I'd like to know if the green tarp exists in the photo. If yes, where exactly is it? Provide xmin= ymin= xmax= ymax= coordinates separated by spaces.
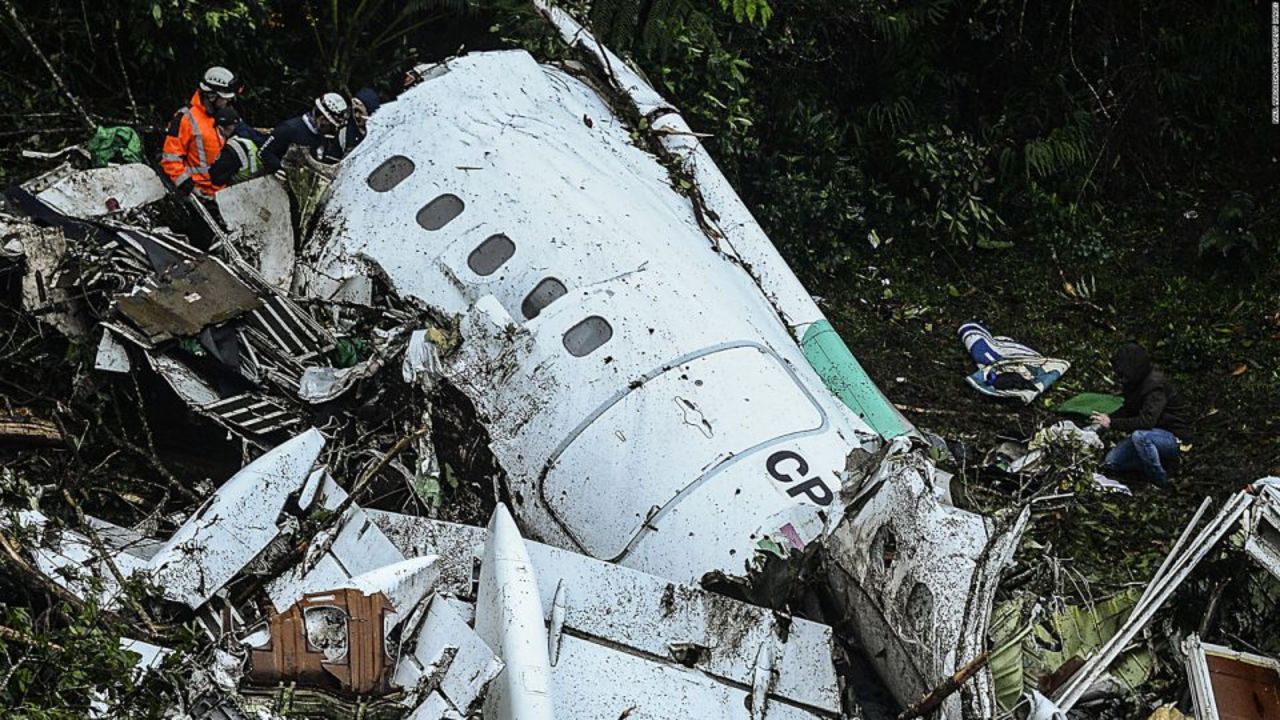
xmin=1055 ymin=392 xmax=1124 ymax=418
xmin=85 ymin=126 xmax=143 ymax=167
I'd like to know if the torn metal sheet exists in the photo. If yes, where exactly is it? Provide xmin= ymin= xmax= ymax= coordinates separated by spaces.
xmin=1246 ymin=480 xmax=1280 ymax=581
xmin=371 ymin=507 xmax=844 ymax=718
xmin=824 ymin=443 xmax=1029 ymax=719
xmin=14 ymin=221 xmax=90 ymax=338
xmin=392 ymin=594 xmax=503 ymax=717
xmin=265 ymin=474 xmax=410 ymax=612
xmin=9 ymin=509 xmax=152 ymax=608
xmin=34 ymin=163 xmax=166 ymax=218
xmin=215 ymin=176 xmax=297 ymax=291
xmin=115 ymin=256 xmax=262 ymax=341
xmin=1184 ymin=634 xmax=1280 ymax=720
xmin=148 ymin=428 xmax=325 ymax=608
xmin=94 ymin=329 xmax=132 ymax=373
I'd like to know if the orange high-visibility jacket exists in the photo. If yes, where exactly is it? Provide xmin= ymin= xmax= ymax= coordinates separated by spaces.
xmin=160 ymin=92 xmax=225 ymax=196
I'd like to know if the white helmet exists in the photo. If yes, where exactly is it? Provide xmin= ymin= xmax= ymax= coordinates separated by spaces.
xmin=314 ymin=93 xmax=349 ymax=127
xmin=199 ymin=66 xmax=237 ymax=98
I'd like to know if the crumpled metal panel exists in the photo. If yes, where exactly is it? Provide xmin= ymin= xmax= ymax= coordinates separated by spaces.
xmin=116 ymin=256 xmax=262 ymax=341
xmin=1245 ymin=482 xmax=1280 ymax=581
xmin=34 ymin=164 xmax=166 ymax=219
xmin=393 ymin=595 xmax=502 ymax=717
xmin=216 ymin=177 xmax=297 ymax=292
xmin=266 ymin=473 xmax=410 ymax=612
xmin=148 ymin=428 xmax=325 ymax=608
xmin=825 ymin=445 xmax=1029 ymax=719
xmin=367 ymin=508 xmax=842 ymax=717
xmin=11 ymin=509 xmax=153 ymax=609
xmin=12 ymin=221 xmax=90 ymax=338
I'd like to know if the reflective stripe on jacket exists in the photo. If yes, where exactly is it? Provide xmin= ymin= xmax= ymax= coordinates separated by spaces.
xmin=208 ymin=136 xmax=261 ymax=186
xmin=160 ymin=92 xmax=224 ymax=196
xmin=227 ymin=137 xmax=260 ymax=180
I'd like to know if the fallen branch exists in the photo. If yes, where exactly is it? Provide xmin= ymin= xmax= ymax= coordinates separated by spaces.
xmin=61 ymin=488 xmax=161 ymax=636
xmin=111 ymin=20 xmax=140 ymax=127
xmin=0 ymin=413 xmax=65 ymax=446
xmin=233 ymin=424 xmax=432 ymax=605
xmin=0 ymin=624 xmax=64 ymax=652
xmin=896 ymin=648 xmax=993 ymax=720
xmin=0 ymin=530 xmax=166 ymax=645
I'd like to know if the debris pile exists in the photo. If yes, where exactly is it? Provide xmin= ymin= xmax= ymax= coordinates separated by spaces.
xmin=1 ymin=4 xmax=1276 ymax=719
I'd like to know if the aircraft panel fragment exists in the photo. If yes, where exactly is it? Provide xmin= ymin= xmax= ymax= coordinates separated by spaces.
xmin=148 ymin=428 xmax=325 ymax=608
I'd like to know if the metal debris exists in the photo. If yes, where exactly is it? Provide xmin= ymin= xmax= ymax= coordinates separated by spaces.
xmin=115 ymin=255 xmax=261 ymax=341
xmin=1184 ymin=633 xmax=1280 ymax=720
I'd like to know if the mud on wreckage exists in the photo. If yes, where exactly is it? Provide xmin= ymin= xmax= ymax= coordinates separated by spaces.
xmin=2 ymin=3 xmax=1278 ymax=719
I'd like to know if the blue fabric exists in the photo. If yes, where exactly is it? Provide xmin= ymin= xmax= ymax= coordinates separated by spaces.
xmin=353 ymin=88 xmax=381 ymax=115
xmin=234 ymin=121 xmax=268 ymax=145
xmin=959 ymin=322 xmax=1070 ymax=403
xmin=959 ymin=321 xmax=1038 ymax=366
xmin=1104 ymin=428 xmax=1179 ymax=485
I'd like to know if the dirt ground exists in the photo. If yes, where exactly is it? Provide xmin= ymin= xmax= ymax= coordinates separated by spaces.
xmin=818 ymin=236 xmax=1280 ymax=667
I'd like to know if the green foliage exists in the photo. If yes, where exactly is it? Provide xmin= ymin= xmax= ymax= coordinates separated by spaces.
xmin=896 ymin=125 xmax=1004 ymax=248
xmin=718 ymin=0 xmax=772 ymax=26
xmin=1198 ymin=192 xmax=1259 ymax=261
xmin=0 ymin=600 xmax=151 ymax=718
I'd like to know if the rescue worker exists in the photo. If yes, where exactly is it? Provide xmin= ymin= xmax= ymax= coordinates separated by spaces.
xmin=208 ymin=107 xmax=263 ymax=186
xmin=259 ymin=93 xmax=349 ymax=173
xmin=162 ymin=66 xmax=237 ymax=197
xmin=1092 ymin=342 xmax=1194 ymax=487
xmin=331 ymin=88 xmax=381 ymax=159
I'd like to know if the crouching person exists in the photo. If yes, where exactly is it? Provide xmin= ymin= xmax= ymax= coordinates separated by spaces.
xmin=1091 ymin=342 xmax=1193 ymax=487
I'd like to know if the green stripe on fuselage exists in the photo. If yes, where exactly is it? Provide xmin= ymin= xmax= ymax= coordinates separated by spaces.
xmin=801 ymin=320 xmax=912 ymax=439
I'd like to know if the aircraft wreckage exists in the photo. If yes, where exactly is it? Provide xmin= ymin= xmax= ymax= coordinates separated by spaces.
xmin=2 ymin=3 xmax=1277 ymax=719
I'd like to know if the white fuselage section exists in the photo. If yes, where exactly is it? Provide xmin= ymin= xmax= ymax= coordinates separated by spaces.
xmin=305 ymin=50 xmax=880 ymax=582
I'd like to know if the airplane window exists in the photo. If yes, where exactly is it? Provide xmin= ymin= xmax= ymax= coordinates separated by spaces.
xmin=521 ymin=277 xmax=567 ymax=319
xmin=467 ymin=234 xmax=515 ymax=276
xmin=563 ymin=316 xmax=612 ymax=357
xmin=416 ymin=194 xmax=464 ymax=230
xmin=366 ymin=155 xmax=414 ymax=192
